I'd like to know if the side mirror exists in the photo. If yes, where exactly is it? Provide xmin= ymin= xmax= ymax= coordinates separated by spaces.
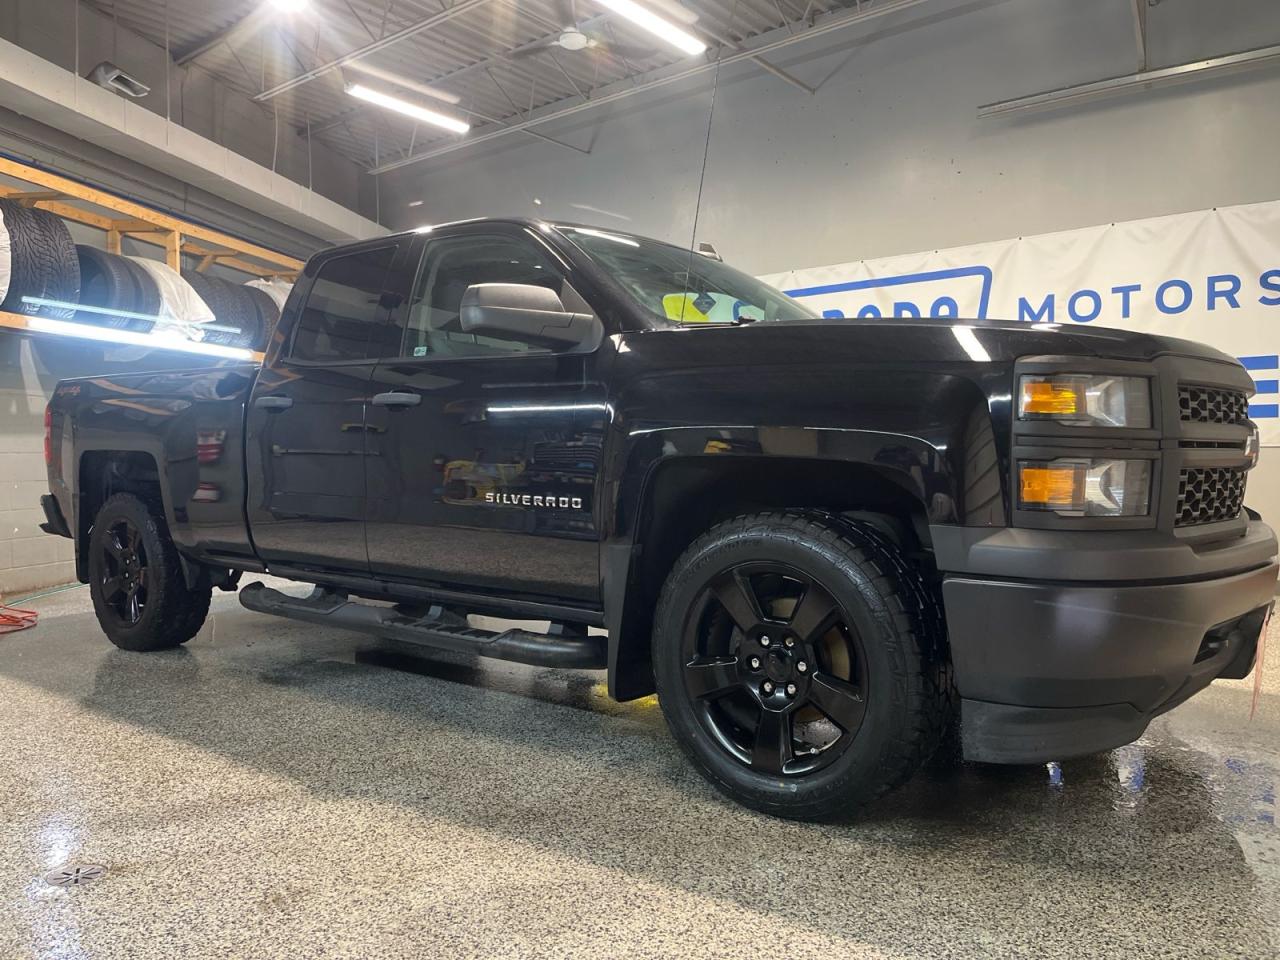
xmin=460 ymin=283 xmax=598 ymax=349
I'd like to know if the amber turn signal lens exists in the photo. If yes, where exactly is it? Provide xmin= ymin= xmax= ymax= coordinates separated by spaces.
xmin=1019 ymin=464 xmax=1081 ymax=508
xmin=1020 ymin=379 xmax=1082 ymax=416
xmin=1018 ymin=459 xmax=1151 ymax=516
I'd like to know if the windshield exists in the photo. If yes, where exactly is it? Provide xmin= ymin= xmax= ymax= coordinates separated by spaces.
xmin=559 ymin=226 xmax=814 ymax=324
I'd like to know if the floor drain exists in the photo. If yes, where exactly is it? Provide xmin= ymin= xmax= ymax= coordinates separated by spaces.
xmin=43 ymin=864 xmax=107 ymax=888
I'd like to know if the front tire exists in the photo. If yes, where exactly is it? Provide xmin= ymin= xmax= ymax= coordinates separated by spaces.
xmin=88 ymin=493 xmax=211 ymax=651
xmin=652 ymin=512 xmax=950 ymax=820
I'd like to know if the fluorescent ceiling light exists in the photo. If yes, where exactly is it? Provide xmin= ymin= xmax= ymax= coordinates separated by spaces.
xmin=589 ymin=0 xmax=706 ymax=55
xmin=345 ymin=61 xmax=461 ymax=105
xmin=347 ymin=83 xmax=470 ymax=134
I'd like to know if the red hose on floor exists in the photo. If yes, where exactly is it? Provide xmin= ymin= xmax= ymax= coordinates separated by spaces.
xmin=0 ymin=603 xmax=38 ymax=634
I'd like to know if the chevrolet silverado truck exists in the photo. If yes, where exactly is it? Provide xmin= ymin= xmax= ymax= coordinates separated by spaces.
xmin=40 ymin=219 xmax=1277 ymax=820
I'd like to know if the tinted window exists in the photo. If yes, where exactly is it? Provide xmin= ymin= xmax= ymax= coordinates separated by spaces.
xmin=402 ymin=234 xmax=578 ymax=358
xmin=290 ymin=246 xmax=395 ymax=362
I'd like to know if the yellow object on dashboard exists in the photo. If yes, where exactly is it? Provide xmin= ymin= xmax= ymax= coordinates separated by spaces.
xmin=663 ymin=293 xmax=712 ymax=323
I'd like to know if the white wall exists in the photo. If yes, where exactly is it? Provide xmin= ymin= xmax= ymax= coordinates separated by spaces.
xmin=379 ymin=0 xmax=1280 ymax=274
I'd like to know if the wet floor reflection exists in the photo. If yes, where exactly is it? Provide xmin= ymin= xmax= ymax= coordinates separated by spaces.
xmin=2 ymin=601 xmax=1277 ymax=958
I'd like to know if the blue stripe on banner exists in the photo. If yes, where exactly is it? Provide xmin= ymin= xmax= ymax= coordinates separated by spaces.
xmin=1248 ymin=404 xmax=1279 ymax=419
xmin=1239 ymin=355 xmax=1279 ymax=371
xmin=1254 ymin=379 xmax=1279 ymax=394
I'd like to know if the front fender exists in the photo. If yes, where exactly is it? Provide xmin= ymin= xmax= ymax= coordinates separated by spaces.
xmin=596 ymin=366 xmax=1004 ymax=700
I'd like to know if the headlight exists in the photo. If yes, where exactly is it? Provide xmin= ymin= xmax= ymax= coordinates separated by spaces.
xmin=1018 ymin=458 xmax=1151 ymax=517
xmin=1018 ymin=374 xmax=1151 ymax=428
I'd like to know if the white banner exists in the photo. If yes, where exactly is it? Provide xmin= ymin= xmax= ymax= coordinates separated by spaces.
xmin=760 ymin=200 xmax=1280 ymax=444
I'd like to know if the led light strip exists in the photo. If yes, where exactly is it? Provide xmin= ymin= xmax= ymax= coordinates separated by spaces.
xmin=21 ymin=313 xmax=254 ymax=360
xmin=21 ymin=297 xmax=241 ymax=335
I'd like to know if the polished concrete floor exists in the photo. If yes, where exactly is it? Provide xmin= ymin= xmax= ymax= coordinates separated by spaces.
xmin=1 ymin=579 xmax=1278 ymax=959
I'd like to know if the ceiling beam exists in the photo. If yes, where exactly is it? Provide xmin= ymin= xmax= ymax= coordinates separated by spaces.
xmin=369 ymin=0 xmax=935 ymax=173
xmin=978 ymin=42 xmax=1280 ymax=118
xmin=174 ymin=6 xmax=273 ymax=67
xmin=254 ymin=0 xmax=494 ymax=101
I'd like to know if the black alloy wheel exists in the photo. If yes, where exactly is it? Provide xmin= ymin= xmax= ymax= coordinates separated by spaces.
xmin=98 ymin=516 xmax=150 ymax=626
xmin=87 ymin=492 xmax=212 ymax=651
xmin=652 ymin=512 xmax=951 ymax=820
xmin=683 ymin=562 xmax=869 ymax=777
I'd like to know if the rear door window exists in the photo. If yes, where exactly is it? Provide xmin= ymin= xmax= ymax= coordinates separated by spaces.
xmin=289 ymin=245 xmax=396 ymax=362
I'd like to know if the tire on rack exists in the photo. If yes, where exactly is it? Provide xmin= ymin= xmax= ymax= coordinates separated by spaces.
xmin=182 ymin=269 xmax=258 ymax=347
xmin=209 ymin=276 xmax=262 ymax=349
xmin=651 ymin=511 xmax=952 ymax=821
xmin=87 ymin=492 xmax=212 ymax=651
xmin=120 ymin=255 xmax=162 ymax=323
xmin=0 ymin=199 xmax=79 ymax=318
xmin=75 ymin=246 xmax=152 ymax=330
xmin=243 ymin=285 xmax=280 ymax=350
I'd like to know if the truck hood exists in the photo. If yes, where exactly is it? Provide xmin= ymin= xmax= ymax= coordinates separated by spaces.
xmin=640 ymin=317 xmax=1242 ymax=368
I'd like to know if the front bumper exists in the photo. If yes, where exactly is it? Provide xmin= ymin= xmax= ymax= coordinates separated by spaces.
xmin=941 ymin=520 xmax=1277 ymax=764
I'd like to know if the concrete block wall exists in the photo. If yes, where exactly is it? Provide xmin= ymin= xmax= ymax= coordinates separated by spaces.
xmin=0 ymin=336 xmax=75 ymax=598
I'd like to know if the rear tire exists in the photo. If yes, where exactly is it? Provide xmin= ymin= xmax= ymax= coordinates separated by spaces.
xmin=88 ymin=493 xmax=211 ymax=652
xmin=652 ymin=511 xmax=951 ymax=820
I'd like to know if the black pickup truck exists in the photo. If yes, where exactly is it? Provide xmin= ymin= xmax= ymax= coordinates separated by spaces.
xmin=41 ymin=219 xmax=1277 ymax=819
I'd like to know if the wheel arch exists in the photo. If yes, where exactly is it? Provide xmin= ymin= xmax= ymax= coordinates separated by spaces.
xmin=76 ymin=446 xmax=192 ymax=585
xmin=603 ymin=435 xmax=949 ymax=701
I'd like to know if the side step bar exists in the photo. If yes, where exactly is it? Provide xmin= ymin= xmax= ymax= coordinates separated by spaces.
xmin=239 ymin=581 xmax=607 ymax=670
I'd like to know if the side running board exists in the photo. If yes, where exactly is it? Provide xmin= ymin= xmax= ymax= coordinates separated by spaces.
xmin=239 ymin=581 xmax=607 ymax=670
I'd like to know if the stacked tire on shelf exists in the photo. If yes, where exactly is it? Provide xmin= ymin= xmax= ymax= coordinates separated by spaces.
xmin=0 ymin=198 xmax=80 ymax=318
xmin=1 ymin=194 xmax=279 ymax=351
xmin=75 ymin=245 xmax=162 ymax=331
xmin=182 ymin=269 xmax=279 ymax=349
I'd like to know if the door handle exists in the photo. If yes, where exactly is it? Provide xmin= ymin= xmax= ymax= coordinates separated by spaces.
xmin=371 ymin=391 xmax=422 ymax=408
xmin=254 ymin=395 xmax=294 ymax=411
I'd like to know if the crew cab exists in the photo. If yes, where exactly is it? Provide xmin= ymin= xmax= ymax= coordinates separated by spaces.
xmin=40 ymin=219 xmax=1277 ymax=820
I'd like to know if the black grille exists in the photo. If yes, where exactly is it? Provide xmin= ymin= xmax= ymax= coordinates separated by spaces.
xmin=1176 ymin=467 xmax=1247 ymax=526
xmin=1179 ymin=385 xmax=1249 ymax=425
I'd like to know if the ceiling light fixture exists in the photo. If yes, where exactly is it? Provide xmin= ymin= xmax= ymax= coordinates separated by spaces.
xmin=589 ymin=0 xmax=706 ymax=55
xmin=345 ymin=61 xmax=461 ymax=105
xmin=347 ymin=83 xmax=470 ymax=134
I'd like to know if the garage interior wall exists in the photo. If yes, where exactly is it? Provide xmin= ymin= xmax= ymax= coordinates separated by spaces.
xmin=0 ymin=0 xmax=373 ymax=256
xmin=378 ymin=0 xmax=1280 ymax=520
xmin=0 ymin=1 xmax=373 ymax=597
